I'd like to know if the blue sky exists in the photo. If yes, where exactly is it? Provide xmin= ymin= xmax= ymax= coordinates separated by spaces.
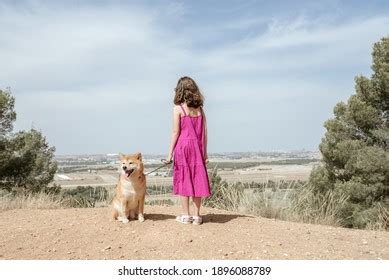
xmin=1 ymin=0 xmax=389 ymax=155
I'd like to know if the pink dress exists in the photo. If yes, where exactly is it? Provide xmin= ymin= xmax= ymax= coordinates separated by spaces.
xmin=173 ymin=105 xmax=211 ymax=197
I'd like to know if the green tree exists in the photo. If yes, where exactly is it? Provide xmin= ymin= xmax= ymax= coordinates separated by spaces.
xmin=0 ymin=89 xmax=16 ymax=186
xmin=0 ymin=89 xmax=57 ymax=193
xmin=0 ymin=88 xmax=16 ymax=136
xmin=310 ymin=37 xmax=389 ymax=229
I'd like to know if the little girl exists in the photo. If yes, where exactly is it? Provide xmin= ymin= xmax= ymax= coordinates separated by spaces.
xmin=166 ymin=76 xmax=211 ymax=225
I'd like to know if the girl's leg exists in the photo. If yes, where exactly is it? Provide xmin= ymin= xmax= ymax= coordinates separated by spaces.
xmin=192 ymin=197 xmax=202 ymax=216
xmin=176 ymin=196 xmax=192 ymax=224
xmin=181 ymin=196 xmax=190 ymax=216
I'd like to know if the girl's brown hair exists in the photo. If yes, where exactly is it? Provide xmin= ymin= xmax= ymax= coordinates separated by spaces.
xmin=174 ymin=76 xmax=204 ymax=108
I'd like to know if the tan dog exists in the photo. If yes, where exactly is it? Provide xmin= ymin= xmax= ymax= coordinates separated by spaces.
xmin=112 ymin=153 xmax=146 ymax=223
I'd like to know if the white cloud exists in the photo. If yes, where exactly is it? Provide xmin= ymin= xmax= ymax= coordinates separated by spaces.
xmin=0 ymin=2 xmax=190 ymax=92
xmin=198 ymin=16 xmax=389 ymax=76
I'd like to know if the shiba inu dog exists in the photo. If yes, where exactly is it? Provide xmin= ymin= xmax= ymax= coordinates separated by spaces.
xmin=112 ymin=153 xmax=146 ymax=223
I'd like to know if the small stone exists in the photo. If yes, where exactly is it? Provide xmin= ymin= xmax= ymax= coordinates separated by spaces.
xmin=104 ymin=246 xmax=111 ymax=250
xmin=283 ymin=253 xmax=289 ymax=257
xmin=362 ymin=240 xmax=368 ymax=245
xmin=188 ymin=239 xmax=193 ymax=243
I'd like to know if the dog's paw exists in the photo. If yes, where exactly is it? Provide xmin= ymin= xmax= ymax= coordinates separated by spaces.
xmin=122 ymin=218 xmax=129 ymax=224
xmin=138 ymin=214 xmax=145 ymax=223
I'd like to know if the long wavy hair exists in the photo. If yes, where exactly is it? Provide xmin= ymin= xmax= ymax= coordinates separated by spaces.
xmin=173 ymin=76 xmax=204 ymax=108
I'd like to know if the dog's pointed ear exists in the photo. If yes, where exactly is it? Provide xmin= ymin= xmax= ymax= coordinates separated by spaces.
xmin=119 ymin=153 xmax=125 ymax=160
xmin=135 ymin=152 xmax=142 ymax=161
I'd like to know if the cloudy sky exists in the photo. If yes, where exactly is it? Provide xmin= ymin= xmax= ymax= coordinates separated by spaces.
xmin=1 ymin=0 xmax=388 ymax=155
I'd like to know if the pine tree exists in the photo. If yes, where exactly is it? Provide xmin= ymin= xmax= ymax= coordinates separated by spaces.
xmin=310 ymin=37 xmax=389 ymax=229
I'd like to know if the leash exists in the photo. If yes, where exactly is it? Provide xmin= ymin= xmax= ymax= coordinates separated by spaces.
xmin=144 ymin=159 xmax=173 ymax=176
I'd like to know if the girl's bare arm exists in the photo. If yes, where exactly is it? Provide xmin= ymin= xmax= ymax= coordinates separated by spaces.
xmin=167 ymin=106 xmax=181 ymax=162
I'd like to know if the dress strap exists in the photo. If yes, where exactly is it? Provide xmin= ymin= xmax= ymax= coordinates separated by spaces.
xmin=179 ymin=104 xmax=187 ymax=116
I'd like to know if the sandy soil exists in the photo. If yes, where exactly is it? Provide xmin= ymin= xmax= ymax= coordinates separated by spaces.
xmin=0 ymin=206 xmax=388 ymax=260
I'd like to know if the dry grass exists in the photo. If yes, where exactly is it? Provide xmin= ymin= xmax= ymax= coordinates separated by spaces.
xmin=204 ymin=174 xmax=351 ymax=228
xmin=238 ymin=182 xmax=291 ymax=219
xmin=365 ymin=203 xmax=389 ymax=231
xmin=287 ymin=185 xmax=349 ymax=226
xmin=0 ymin=191 xmax=64 ymax=211
xmin=0 ymin=185 xmax=176 ymax=211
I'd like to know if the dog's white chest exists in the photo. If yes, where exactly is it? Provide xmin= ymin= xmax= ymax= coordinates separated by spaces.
xmin=122 ymin=180 xmax=136 ymax=197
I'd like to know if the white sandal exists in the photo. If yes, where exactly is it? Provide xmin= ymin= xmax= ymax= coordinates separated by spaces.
xmin=192 ymin=216 xmax=203 ymax=225
xmin=176 ymin=215 xmax=192 ymax=224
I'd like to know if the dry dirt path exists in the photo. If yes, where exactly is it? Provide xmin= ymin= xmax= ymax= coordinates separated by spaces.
xmin=0 ymin=206 xmax=388 ymax=260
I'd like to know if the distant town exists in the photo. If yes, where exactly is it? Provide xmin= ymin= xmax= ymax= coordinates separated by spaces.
xmin=56 ymin=150 xmax=321 ymax=166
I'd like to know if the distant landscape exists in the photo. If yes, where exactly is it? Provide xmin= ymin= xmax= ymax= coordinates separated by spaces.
xmin=54 ymin=150 xmax=320 ymax=188
xmin=50 ymin=151 xmax=321 ymax=214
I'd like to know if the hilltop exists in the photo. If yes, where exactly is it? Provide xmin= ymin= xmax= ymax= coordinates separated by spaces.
xmin=0 ymin=206 xmax=388 ymax=260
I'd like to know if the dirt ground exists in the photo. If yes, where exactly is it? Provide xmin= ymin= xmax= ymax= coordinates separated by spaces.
xmin=0 ymin=206 xmax=388 ymax=260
